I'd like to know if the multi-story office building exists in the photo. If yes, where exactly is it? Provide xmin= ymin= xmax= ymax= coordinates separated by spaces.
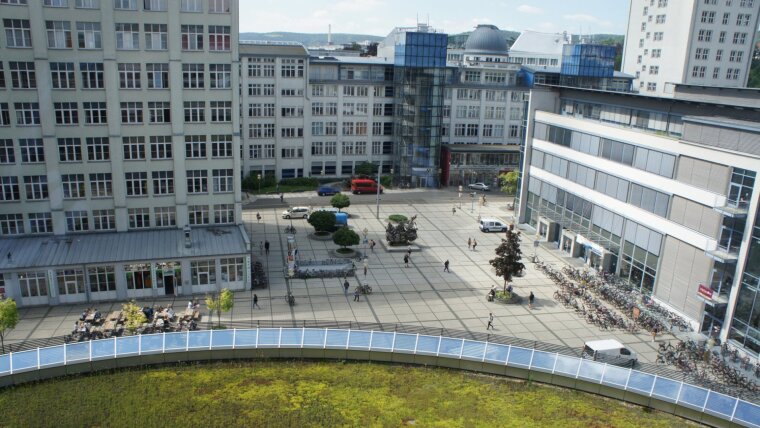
xmin=622 ymin=0 xmax=760 ymax=96
xmin=516 ymin=84 xmax=760 ymax=353
xmin=0 ymin=0 xmax=248 ymax=307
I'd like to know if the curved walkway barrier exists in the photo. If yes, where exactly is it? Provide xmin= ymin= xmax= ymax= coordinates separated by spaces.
xmin=0 ymin=328 xmax=757 ymax=428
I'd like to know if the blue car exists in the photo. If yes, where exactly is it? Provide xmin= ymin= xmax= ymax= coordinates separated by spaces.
xmin=317 ymin=185 xmax=341 ymax=196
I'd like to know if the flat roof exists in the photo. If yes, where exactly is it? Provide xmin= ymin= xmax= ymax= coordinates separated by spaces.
xmin=521 ymin=65 xmax=633 ymax=79
xmin=309 ymin=55 xmax=393 ymax=65
xmin=683 ymin=116 xmax=760 ymax=133
xmin=444 ymin=144 xmax=521 ymax=153
xmin=0 ymin=226 xmax=249 ymax=270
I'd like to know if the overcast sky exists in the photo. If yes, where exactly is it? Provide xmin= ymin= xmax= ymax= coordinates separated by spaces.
xmin=239 ymin=0 xmax=631 ymax=36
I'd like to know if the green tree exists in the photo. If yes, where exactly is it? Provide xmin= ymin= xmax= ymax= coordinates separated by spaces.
xmin=500 ymin=171 xmax=519 ymax=195
xmin=747 ymin=59 xmax=760 ymax=88
xmin=0 ymin=298 xmax=18 ymax=353
xmin=331 ymin=193 xmax=351 ymax=212
xmin=206 ymin=289 xmax=234 ymax=328
xmin=121 ymin=300 xmax=147 ymax=335
xmin=333 ymin=227 xmax=360 ymax=249
xmin=354 ymin=161 xmax=376 ymax=176
xmin=308 ymin=210 xmax=337 ymax=232
xmin=489 ymin=229 xmax=525 ymax=292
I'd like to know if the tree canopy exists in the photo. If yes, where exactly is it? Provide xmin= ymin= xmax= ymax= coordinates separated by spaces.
xmin=308 ymin=210 xmax=337 ymax=232
xmin=333 ymin=227 xmax=360 ymax=249
xmin=0 ymin=298 xmax=18 ymax=353
xmin=499 ymin=171 xmax=519 ymax=195
xmin=331 ymin=193 xmax=351 ymax=212
xmin=121 ymin=300 xmax=147 ymax=334
xmin=354 ymin=161 xmax=377 ymax=176
xmin=489 ymin=229 xmax=525 ymax=291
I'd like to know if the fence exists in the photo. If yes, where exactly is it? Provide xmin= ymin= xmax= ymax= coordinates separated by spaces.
xmin=0 ymin=327 xmax=757 ymax=427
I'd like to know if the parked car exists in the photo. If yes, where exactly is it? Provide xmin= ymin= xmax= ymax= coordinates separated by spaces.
xmin=317 ymin=185 xmax=341 ymax=196
xmin=468 ymin=182 xmax=490 ymax=191
xmin=582 ymin=339 xmax=638 ymax=368
xmin=282 ymin=206 xmax=310 ymax=219
xmin=479 ymin=218 xmax=507 ymax=233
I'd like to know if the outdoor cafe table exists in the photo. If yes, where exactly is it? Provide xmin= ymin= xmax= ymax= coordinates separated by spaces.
xmin=107 ymin=311 xmax=122 ymax=321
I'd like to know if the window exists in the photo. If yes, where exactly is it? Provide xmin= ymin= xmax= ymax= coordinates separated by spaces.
xmin=209 ymin=0 xmax=229 ymax=12
xmin=114 ymin=0 xmax=136 ymax=9
xmin=128 ymin=208 xmax=150 ymax=229
xmin=20 ymin=139 xmax=44 ymax=163
xmin=726 ymin=68 xmax=740 ymax=79
xmin=122 ymin=136 xmax=145 ymax=160
xmin=189 ymin=205 xmax=210 ymax=225
xmin=701 ymin=11 xmax=716 ymax=23
xmin=76 ymin=22 xmax=102 ymax=49
xmin=0 ymin=0 xmax=28 ymax=4
xmin=0 ymin=140 xmax=14 ymax=164
xmin=0 ymin=177 xmax=19 ymax=201
xmin=80 ymin=62 xmax=104 ymax=89
xmin=653 ymin=32 xmax=663 ymax=41
xmin=209 ymin=64 xmax=231 ymax=88
xmin=0 ymin=65 xmax=4 ymax=89
xmin=4 ymin=19 xmax=32 ymax=48
xmin=149 ymin=135 xmax=172 ymax=159
xmin=186 ymin=170 xmax=207 ymax=193
xmin=29 ymin=213 xmax=53 ymax=234
xmin=691 ymin=66 xmax=707 ymax=78
xmin=120 ymin=102 xmax=143 ymax=124
xmin=641 ymin=22 xmax=647 ymax=31
xmin=719 ymin=31 xmax=726 ymax=43
xmin=15 ymin=102 xmax=40 ymax=125
xmin=647 ymin=82 xmax=657 ymax=91
xmin=281 ymin=147 xmax=303 ymax=158
xmin=210 ymin=101 xmax=232 ymax=122
xmin=212 ymin=169 xmax=233 ymax=192
xmin=83 ymin=138 xmax=108 ymax=162
xmin=88 ymin=267 xmax=115 ymax=293
xmin=658 ymin=0 xmax=667 ymax=5
xmin=55 ymin=102 xmax=79 ymax=125
xmin=211 ymin=135 xmax=232 ymax=157
xmin=154 ymin=207 xmax=175 ymax=227
xmin=695 ymin=48 xmax=709 ymax=60
xmin=716 ymin=49 xmax=723 ymax=61
xmin=144 ymin=23 xmax=167 ymax=50
xmin=115 ymin=23 xmax=139 ymax=50
xmin=182 ymin=63 xmax=204 ymax=88
xmin=50 ymin=62 xmax=75 ymax=89
xmin=0 ymin=214 xmax=23 ymax=235
xmin=713 ymin=67 xmax=721 ymax=78
xmin=214 ymin=205 xmax=234 ymax=224
xmin=181 ymin=25 xmax=203 ymax=50
xmin=185 ymin=135 xmax=206 ymax=158
xmin=736 ymin=13 xmax=752 ymax=26
xmin=143 ymin=0 xmax=167 ymax=11
xmin=323 ymin=142 xmax=335 ymax=156
xmin=65 ymin=211 xmax=88 ymax=231
xmin=180 ymin=0 xmax=201 ymax=12
xmin=723 ymin=12 xmax=731 ymax=25
xmin=698 ymin=29 xmax=712 ymax=42
xmin=89 ymin=173 xmax=112 ymax=197
xmin=208 ymin=25 xmax=230 ymax=51
xmin=148 ymin=101 xmax=170 ymax=123
xmin=9 ymin=62 xmax=35 ymax=89
xmin=151 ymin=171 xmax=173 ymax=195
xmin=656 ymin=14 xmax=666 ymax=23
xmin=732 ymin=32 xmax=747 ymax=44
xmin=44 ymin=0 xmax=69 ymax=6
xmin=280 ymin=58 xmax=304 ymax=78
xmin=146 ymin=63 xmax=169 ymax=89
xmin=46 ymin=21 xmax=72 ymax=48
xmin=184 ymin=101 xmax=205 ymax=123
xmin=125 ymin=172 xmax=147 ymax=196
xmin=58 ymin=138 xmax=82 ymax=161
xmin=24 ymin=176 xmax=48 ymax=200
xmin=76 ymin=0 xmax=100 ymax=8
xmin=61 ymin=174 xmax=85 ymax=198
xmin=118 ymin=63 xmax=141 ymax=89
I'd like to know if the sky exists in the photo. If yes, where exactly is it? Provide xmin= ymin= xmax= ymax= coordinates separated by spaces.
xmin=239 ymin=0 xmax=631 ymax=36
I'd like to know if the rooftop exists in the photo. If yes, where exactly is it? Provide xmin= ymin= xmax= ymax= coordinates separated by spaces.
xmin=464 ymin=24 xmax=508 ymax=55
xmin=510 ymin=30 xmax=571 ymax=56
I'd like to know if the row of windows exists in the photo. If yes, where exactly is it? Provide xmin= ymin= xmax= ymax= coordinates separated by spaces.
xmin=248 ymin=58 xmax=304 ymax=78
xmin=245 ymin=141 xmax=395 ymax=160
xmin=696 ymin=29 xmax=749 ymax=44
xmin=309 ymin=84 xmax=394 ymax=98
xmin=2 ymin=18 xmax=231 ymax=51
xmin=691 ymin=66 xmax=742 ymax=80
xmin=0 ymin=135 xmax=234 ymax=165
xmin=0 ymin=62 xmax=231 ymax=91
xmin=700 ymin=11 xmax=753 ymax=26
xmin=0 ymin=0 xmax=230 ymax=13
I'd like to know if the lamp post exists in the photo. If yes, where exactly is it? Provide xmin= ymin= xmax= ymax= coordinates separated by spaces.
xmin=390 ymin=168 xmax=394 ymax=188
xmin=257 ymin=173 xmax=261 ymax=194
xmin=375 ymin=165 xmax=381 ymax=219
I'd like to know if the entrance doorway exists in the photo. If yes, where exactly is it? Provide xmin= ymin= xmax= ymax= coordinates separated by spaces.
xmin=163 ymin=275 xmax=174 ymax=295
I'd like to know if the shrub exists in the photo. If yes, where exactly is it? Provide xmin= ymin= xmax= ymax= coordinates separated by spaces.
xmin=388 ymin=214 xmax=408 ymax=223
xmin=333 ymin=227 xmax=360 ymax=249
xmin=331 ymin=193 xmax=350 ymax=211
xmin=308 ymin=211 xmax=336 ymax=232
xmin=241 ymin=172 xmax=276 ymax=191
xmin=280 ymin=177 xmax=319 ymax=187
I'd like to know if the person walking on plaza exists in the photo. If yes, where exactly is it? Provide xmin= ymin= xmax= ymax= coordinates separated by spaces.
xmin=256 ymin=212 xmax=261 ymax=223
xmin=403 ymin=255 xmax=409 ymax=268
xmin=279 ymin=193 xmax=284 ymax=203
xmin=363 ymin=257 xmax=368 ymax=275
xmin=452 ymin=206 xmax=456 ymax=215
xmin=467 ymin=237 xmax=472 ymax=250
xmin=259 ymin=241 xmax=264 ymax=255
xmin=487 ymin=313 xmax=494 ymax=330
xmin=444 ymin=260 xmax=450 ymax=273
xmin=344 ymin=279 xmax=350 ymax=295
xmin=354 ymin=288 xmax=361 ymax=302
xmin=528 ymin=291 xmax=535 ymax=309
xmin=370 ymin=239 xmax=376 ymax=252
xmin=407 ymin=245 xmax=412 ymax=258
xmin=253 ymin=294 xmax=260 ymax=309
xmin=652 ymin=326 xmax=659 ymax=342
xmin=264 ymin=240 xmax=270 ymax=255
xmin=472 ymin=239 xmax=477 ymax=251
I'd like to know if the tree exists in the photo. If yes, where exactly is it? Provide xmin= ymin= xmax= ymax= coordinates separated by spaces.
xmin=206 ymin=289 xmax=234 ymax=328
xmin=331 ymin=193 xmax=350 ymax=212
xmin=122 ymin=300 xmax=147 ymax=335
xmin=499 ymin=171 xmax=519 ymax=196
xmin=333 ymin=227 xmax=360 ymax=249
xmin=354 ymin=161 xmax=376 ymax=176
xmin=489 ymin=229 xmax=525 ymax=292
xmin=308 ymin=210 xmax=336 ymax=232
xmin=0 ymin=298 xmax=18 ymax=354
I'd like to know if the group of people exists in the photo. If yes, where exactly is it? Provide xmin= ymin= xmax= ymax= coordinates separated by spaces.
xmin=467 ymin=238 xmax=478 ymax=251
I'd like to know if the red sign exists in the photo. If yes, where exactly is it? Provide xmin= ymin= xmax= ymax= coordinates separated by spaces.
xmin=697 ymin=284 xmax=714 ymax=300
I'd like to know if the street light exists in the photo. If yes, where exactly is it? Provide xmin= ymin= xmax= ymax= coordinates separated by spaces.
xmin=257 ymin=173 xmax=261 ymax=194
xmin=390 ymin=168 xmax=394 ymax=188
xmin=375 ymin=165 xmax=381 ymax=219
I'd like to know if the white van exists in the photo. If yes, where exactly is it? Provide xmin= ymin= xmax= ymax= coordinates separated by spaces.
xmin=479 ymin=218 xmax=507 ymax=233
xmin=582 ymin=339 xmax=637 ymax=367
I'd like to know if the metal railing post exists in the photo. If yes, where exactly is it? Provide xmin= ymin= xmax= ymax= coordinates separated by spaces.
xmin=232 ymin=329 xmax=236 ymax=349
xmin=209 ymin=329 xmax=213 ymax=350
xmin=138 ymin=335 xmax=142 ymax=355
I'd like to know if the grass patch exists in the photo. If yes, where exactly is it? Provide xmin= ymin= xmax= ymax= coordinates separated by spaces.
xmin=388 ymin=214 xmax=408 ymax=222
xmin=0 ymin=361 xmax=695 ymax=427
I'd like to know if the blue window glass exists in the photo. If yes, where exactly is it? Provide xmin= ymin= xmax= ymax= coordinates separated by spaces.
xmin=116 ymin=335 xmax=139 ymax=354
xmin=347 ymin=331 xmax=371 ymax=349
xmin=530 ymin=351 xmax=556 ymax=372
xmin=141 ymin=334 xmax=163 ymax=353
xmin=187 ymin=330 xmax=211 ymax=349
xmin=461 ymin=340 xmax=486 ymax=360
xmin=91 ymin=338 xmax=115 ymax=359
xmin=279 ymin=328 xmax=303 ymax=346
xmin=234 ymin=329 xmax=258 ymax=347
xmin=301 ymin=328 xmax=325 ymax=348
xmin=393 ymin=333 xmax=417 ymax=352
xmin=65 ymin=342 xmax=90 ymax=362
xmin=325 ymin=329 xmax=349 ymax=348
xmin=415 ymin=335 xmax=440 ymax=355
xmin=210 ymin=330 xmax=234 ymax=348
xmin=370 ymin=332 xmax=394 ymax=350
xmin=507 ymin=346 xmax=532 ymax=367
xmin=164 ymin=332 xmax=188 ymax=350
xmin=38 ymin=345 xmax=65 ymax=367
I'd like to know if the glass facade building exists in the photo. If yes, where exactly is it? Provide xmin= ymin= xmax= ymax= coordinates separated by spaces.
xmin=729 ymin=206 xmax=760 ymax=354
xmin=560 ymin=44 xmax=616 ymax=77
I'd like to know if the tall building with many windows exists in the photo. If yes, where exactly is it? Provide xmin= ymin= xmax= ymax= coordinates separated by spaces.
xmin=622 ymin=0 xmax=760 ymax=96
xmin=0 ymin=0 xmax=248 ymax=306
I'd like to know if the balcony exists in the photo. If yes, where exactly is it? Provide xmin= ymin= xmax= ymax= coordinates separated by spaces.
xmin=704 ymin=245 xmax=740 ymax=263
xmin=713 ymin=200 xmax=749 ymax=218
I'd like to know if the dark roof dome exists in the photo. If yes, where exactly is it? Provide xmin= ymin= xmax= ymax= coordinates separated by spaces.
xmin=464 ymin=24 xmax=508 ymax=55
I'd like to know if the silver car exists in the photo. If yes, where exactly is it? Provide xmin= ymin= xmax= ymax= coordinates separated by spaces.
xmin=468 ymin=182 xmax=490 ymax=191
xmin=282 ymin=207 xmax=310 ymax=219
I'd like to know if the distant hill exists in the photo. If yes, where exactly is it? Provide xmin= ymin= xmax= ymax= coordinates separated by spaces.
xmin=240 ymin=32 xmax=383 ymax=46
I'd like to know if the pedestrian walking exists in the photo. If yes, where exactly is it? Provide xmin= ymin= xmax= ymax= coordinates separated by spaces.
xmin=443 ymin=260 xmax=450 ymax=272
xmin=652 ymin=326 xmax=658 ymax=342
xmin=343 ymin=278 xmax=350 ymax=294
xmin=487 ymin=313 xmax=494 ymax=330
xmin=259 ymin=241 xmax=264 ymax=255
xmin=472 ymin=239 xmax=477 ymax=251
xmin=406 ymin=245 xmax=412 ymax=259
xmin=363 ymin=257 xmax=368 ymax=275
xmin=256 ymin=212 xmax=261 ymax=223
xmin=354 ymin=288 xmax=361 ymax=301
xmin=467 ymin=237 xmax=472 ymax=250
xmin=253 ymin=294 xmax=260 ymax=309
xmin=452 ymin=206 xmax=456 ymax=215
xmin=264 ymin=240 xmax=270 ymax=255
xmin=370 ymin=239 xmax=376 ymax=251
xmin=279 ymin=193 xmax=284 ymax=202
xmin=403 ymin=255 xmax=409 ymax=267
xmin=528 ymin=292 xmax=535 ymax=309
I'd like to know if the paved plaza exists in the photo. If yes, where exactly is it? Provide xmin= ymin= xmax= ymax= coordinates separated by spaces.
xmin=4 ymin=189 xmax=666 ymax=364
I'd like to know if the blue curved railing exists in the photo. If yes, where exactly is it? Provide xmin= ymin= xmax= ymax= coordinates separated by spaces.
xmin=1 ymin=328 xmax=758 ymax=427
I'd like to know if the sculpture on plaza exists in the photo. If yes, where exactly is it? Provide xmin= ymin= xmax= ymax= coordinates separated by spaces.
xmin=386 ymin=215 xmax=418 ymax=245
